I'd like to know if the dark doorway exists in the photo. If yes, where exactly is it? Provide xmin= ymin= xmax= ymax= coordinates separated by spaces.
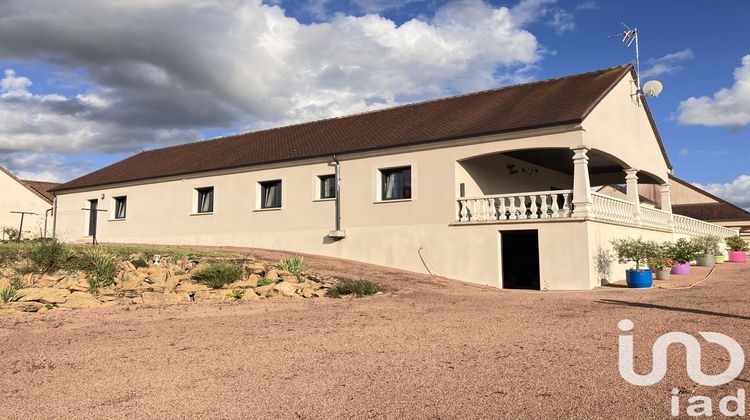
xmin=88 ymin=199 xmax=98 ymax=237
xmin=501 ymin=230 xmax=540 ymax=290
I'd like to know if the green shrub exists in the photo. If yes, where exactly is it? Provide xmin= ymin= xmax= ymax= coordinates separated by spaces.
xmin=192 ymin=263 xmax=244 ymax=289
xmin=27 ymin=240 xmax=77 ymax=272
xmin=174 ymin=269 xmax=187 ymax=276
xmin=0 ymin=286 xmax=21 ymax=303
xmin=668 ymin=238 xmax=702 ymax=264
xmin=726 ymin=236 xmax=749 ymax=252
xmin=14 ymin=261 xmax=37 ymax=275
xmin=227 ymin=289 xmax=244 ymax=300
xmin=257 ymin=277 xmax=276 ymax=287
xmin=9 ymin=275 xmax=24 ymax=290
xmin=275 ymin=256 xmax=307 ymax=279
xmin=80 ymin=247 xmax=118 ymax=293
xmin=326 ymin=279 xmax=379 ymax=298
xmin=2 ymin=227 xmax=20 ymax=242
xmin=611 ymin=238 xmax=659 ymax=271
xmin=693 ymin=235 xmax=721 ymax=255
xmin=131 ymin=258 xmax=149 ymax=269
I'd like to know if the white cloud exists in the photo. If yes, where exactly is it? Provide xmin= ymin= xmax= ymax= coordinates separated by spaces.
xmin=576 ymin=1 xmax=598 ymax=10
xmin=695 ymin=175 xmax=750 ymax=209
xmin=0 ymin=0 xmax=550 ymax=181
xmin=640 ymin=48 xmax=694 ymax=79
xmin=677 ymin=55 xmax=750 ymax=130
xmin=546 ymin=8 xmax=575 ymax=35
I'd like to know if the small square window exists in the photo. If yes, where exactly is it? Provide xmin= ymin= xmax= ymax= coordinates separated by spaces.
xmin=260 ymin=180 xmax=282 ymax=209
xmin=381 ymin=166 xmax=411 ymax=200
xmin=196 ymin=187 xmax=214 ymax=213
xmin=113 ymin=196 xmax=127 ymax=219
xmin=319 ymin=174 xmax=336 ymax=199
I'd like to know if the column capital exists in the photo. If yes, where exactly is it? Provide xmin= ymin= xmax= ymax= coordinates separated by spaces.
xmin=571 ymin=147 xmax=590 ymax=160
xmin=659 ymin=183 xmax=671 ymax=193
xmin=623 ymin=168 xmax=639 ymax=180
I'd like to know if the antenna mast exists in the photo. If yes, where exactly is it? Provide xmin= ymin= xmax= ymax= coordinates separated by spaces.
xmin=609 ymin=22 xmax=640 ymax=88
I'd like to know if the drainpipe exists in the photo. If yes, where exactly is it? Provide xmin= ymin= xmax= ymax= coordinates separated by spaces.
xmin=328 ymin=155 xmax=346 ymax=240
xmin=43 ymin=207 xmax=53 ymax=239
xmin=51 ymin=196 xmax=58 ymax=240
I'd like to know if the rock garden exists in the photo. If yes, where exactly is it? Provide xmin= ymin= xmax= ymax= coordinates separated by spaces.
xmin=0 ymin=241 xmax=379 ymax=313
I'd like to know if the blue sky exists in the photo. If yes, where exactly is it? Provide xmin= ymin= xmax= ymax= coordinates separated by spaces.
xmin=0 ymin=0 xmax=747 ymax=206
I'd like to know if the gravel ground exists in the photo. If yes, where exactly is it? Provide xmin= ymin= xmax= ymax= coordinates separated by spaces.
xmin=1 ymin=250 xmax=748 ymax=419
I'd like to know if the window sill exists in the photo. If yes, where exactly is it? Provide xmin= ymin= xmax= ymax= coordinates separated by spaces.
xmin=253 ymin=207 xmax=282 ymax=212
xmin=374 ymin=198 xmax=413 ymax=204
xmin=190 ymin=212 xmax=214 ymax=216
xmin=108 ymin=218 xmax=127 ymax=222
xmin=313 ymin=198 xmax=336 ymax=202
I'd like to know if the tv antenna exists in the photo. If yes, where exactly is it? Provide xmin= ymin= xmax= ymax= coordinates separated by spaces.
xmin=609 ymin=22 xmax=664 ymax=103
xmin=609 ymin=22 xmax=640 ymax=87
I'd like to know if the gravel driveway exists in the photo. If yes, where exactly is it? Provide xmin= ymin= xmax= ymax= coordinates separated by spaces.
xmin=1 ymin=249 xmax=748 ymax=419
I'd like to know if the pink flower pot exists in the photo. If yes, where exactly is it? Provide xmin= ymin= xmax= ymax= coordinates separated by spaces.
xmin=728 ymin=251 xmax=748 ymax=263
xmin=670 ymin=262 xmax=691 ymax=275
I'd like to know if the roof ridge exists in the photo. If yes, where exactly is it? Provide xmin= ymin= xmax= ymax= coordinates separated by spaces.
xmin=669 ymin=174 xmax=750 ymax=216
xmin=142 ymin=64 xmax=632 ymax=155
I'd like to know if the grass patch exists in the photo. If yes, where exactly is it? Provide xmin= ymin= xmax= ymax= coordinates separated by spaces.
xmin=77 ymin=244 xmax=234 ymax=260
xmin=27 ymin=240 xmax=77 ymax=273
xmin=131 ymin=258 xmax=149 ymax=269
xmin=192 ymin=263 xmax=244 ymax=289
xmin=226 ymin=289 xmax=244 ymax=300
xmin=0 ymin=286 xmax=21 ymax=303
xmin=326 ymin=279 xmax=379 ymax=298
xmin=274 ymin=256 xmax=307 ymax=279
xmin=257 ymin=277 xmax=277 ymax=287
xmin=79 ymin=247 xmax=118 ymax=293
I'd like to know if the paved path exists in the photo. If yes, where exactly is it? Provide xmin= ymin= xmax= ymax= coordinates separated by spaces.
xmin=1 ymin=250 xmax=748 ymax=419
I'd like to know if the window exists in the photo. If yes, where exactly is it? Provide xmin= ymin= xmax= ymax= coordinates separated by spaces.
xmin=196 ymin=187 xmax=214 ymax=213
xmin=381 ymin=166 xmax=411 ymax=200
xmin=260 ymin=180 xmax=282 ymax=209
xmin=319 ymin=174 xmax=336 ymax=199
xmin=113 ymin=196 xmax=127 ymax=219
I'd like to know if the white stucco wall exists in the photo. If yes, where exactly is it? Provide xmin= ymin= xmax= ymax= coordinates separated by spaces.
xmin=0 ymin=170 xmax=52 ymax=239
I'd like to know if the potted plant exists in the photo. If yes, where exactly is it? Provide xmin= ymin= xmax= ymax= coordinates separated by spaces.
xmin=611 ymin=238 xmax=658 ymax=288
xmin=726 ymin=236 xmax=749 ymax=263
xmin=648 ymin=243 xmax=675 ymax=280
xmin=668 ymin=238 xmax=701 ymax=275
xmin=693 ymin=235 xmax=720 ymax=267
xmin=714 ymin=244 xmax=726 ymax=264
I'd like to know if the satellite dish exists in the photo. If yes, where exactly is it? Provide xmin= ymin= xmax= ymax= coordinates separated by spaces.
xmin=642 ymin=80 xmax=664 ymax=97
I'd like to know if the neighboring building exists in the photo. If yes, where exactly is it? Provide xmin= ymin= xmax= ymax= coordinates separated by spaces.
xmin=637 ymin=175 xmax=750 ymax=241
xmin=51 ymin=65 xmax=738 ymax=290
xmin=0 ymin=166 xmax=59 ymax=240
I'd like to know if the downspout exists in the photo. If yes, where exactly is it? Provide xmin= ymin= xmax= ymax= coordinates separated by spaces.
xmin=44 ymin=207 xmax=53 ymax=239
xmin=51 ymin=195 xmax=58 ymax=240
xmin=328 ymin=155 xmax=346 ymax=240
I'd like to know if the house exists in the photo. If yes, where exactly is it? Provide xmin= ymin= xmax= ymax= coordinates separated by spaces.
xmin=0 ymin=166 xmax=59 ymax=240
xmin=50 ymin=65 xmax=738 ymax=290
xmin=638 ymin=175 xmax=750 ymax=241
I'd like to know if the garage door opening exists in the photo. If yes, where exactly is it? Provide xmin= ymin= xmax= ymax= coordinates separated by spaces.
xmin=501 ymin=230 xmax=540 ymax=290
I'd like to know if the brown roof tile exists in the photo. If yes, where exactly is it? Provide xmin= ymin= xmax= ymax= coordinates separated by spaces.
xmin=55 ymin=65 xmax=645 ymax=192
xmin=673 ymin=203 xmax=750 ymax=222
xmin=19 ymin=180 xmax=60 ymax=203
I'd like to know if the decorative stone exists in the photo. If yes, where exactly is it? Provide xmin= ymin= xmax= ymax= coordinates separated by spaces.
xmin=38 ymin=273 xmax=66 ymax=287
xmin=17 ymin=288 xmax=70 ymax=304
xmin=272 ymin=281 xmax=298 ymax=298
xmin=141 ymin=292 xmax=188 ymax=304
xmin=281 ymin=275 xmax=299 ymax=283
xmin=265 ymin=269 xmax=279 ymax=280
xmin=54 ymin=276 xmax=89 ymax=292
xmin=7 ymin=301 xmax=44 ymax=312
xmin=241 ymin=290 xmax=260 ymax=300
xmin=176 ymin=282 xmax=211 ymax=293
xmin=246 ymin=262 xmax=266 ymax=274
xmin=61 ymin=292 xmax=103 ymax=309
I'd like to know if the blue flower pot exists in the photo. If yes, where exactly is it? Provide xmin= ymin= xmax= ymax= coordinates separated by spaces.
xmin=626 ymin=269 xmax=653 ymax=288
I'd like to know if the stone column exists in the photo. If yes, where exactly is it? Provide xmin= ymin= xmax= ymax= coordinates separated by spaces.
xmin=571 ymin=147 xmax=592 ymax=218
xmin=660 ymin=183 xmax=674 ymax=229
xmin=624 ymin=169 xmax=641 ymax=224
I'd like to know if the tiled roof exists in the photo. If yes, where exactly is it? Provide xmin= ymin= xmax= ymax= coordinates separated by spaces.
xmin=55 ymin=64 xmax=650 ymax=192
xmin=672 ymin=203 xmax=750 ymax=222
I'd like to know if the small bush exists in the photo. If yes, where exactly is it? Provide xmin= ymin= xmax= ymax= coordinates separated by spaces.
xmin=174 ymin=269 xmax=187 ymax=276
xmin=611 ymin=238 xmax=659 ymax=271
xmin=9 ymin=276 xmax=24 ymax=290
xmin=193 ymin=263 xmax=244 ymax=289
xmin=275 ymin=256 xmax=307 ymax=279
xmin=0 ymin=286 xmax=21 ymax=303
xmin=131 ymin=258 xmax=149 ymax=269
xmin=2 ymin=227 xmax=20 ymax=242
xmin=668 ymin=238 xmax=702 ymax=264
xmin=80 ymin=247 xmax=118 ymax=293
xmin=726 ymin=236 xmax=749 ymax=252
xmin=326 ymin=279 xmax=379 ymax=298
xmin=227 ymin=289 xmax=244 ymax=300
xmin=27 ymin=240 xmax=77 ymax=272
xmin=257 ymin=277 xmax=276 ymax=287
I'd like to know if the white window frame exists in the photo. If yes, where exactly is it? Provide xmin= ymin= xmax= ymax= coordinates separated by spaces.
xmin=255 ymin=179 xmax=283 ymax=211
xmin=314 ymin=173 xmax=336 ymax=201
xmin=110 ymin=195 xmax=127 ymax=221
xmin=192 ymin=186 xmax=215 ymax=215
xmin=374 ymin=163 xmax=415 ymax=203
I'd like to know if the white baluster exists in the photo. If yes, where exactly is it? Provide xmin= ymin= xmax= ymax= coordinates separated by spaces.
xmin=509 ymin=196 xmax=518 ymax=220
xmin=498 ymin=197 xmax=507 ymax=220
xmin=550 ymin=194 xmax=560 ymax=218
xmin=459 ymin=200 xmax=468 ymax=222
xmin=529 ymin=194 xmax=539 ymax=219
xmin=539 ymin=194 xmax=549 ymax=218
xmin=562 ymin=193 xmax=571 ymax=217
